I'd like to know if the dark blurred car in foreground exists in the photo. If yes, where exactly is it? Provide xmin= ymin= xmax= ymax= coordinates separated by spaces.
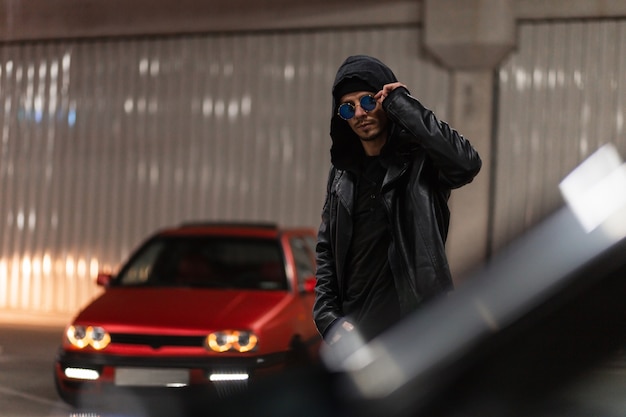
xmin=230 ymin=205 xmax=626 ymax=417
xmin=53 ymin=222 xmax=320 ymax=410
xmin=226 ymin=144 xmax=626 ymax=417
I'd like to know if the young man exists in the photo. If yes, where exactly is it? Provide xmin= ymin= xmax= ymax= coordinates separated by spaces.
xmin=313 ymin=55 xmax=482 ymax=345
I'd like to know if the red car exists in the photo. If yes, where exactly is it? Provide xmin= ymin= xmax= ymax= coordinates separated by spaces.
xmin=53 ymin=222 xmax=320 ymax=408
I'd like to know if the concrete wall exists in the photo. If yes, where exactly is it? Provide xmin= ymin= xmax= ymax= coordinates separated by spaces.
xmin=2 ymin=0 xmax=626 ymax=43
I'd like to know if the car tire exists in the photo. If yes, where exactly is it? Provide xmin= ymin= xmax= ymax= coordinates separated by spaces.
xmin=53 ymin=376 xmax=79 ymax=407
xmin=287 ymin=335 xmax=312 ymax=367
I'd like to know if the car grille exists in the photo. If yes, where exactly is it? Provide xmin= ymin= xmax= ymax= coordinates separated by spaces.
xmin=111 ymin=334 xmax=206 ymax=349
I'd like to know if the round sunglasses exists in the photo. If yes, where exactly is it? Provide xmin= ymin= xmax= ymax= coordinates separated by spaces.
xmin=337 ymin=95 xmax=378 ymax=120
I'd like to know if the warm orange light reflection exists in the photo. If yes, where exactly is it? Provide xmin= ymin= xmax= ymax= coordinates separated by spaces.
xmin=0 ymin=254 xmax=107 ymax=313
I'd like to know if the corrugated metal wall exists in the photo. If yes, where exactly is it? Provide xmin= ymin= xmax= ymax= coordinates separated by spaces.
xmin=4 ymin=19 xmax=623 ymax=317
xmin=493 ymin=19 xmax=625 ymax=251
xmin=0 ymin=27 xmax=450 ymax=315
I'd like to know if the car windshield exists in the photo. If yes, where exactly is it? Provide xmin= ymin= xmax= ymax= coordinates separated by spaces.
xmin=114 ymin=236 xmax=288 ymax=290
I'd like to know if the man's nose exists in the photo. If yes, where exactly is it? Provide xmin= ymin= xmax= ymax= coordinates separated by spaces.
xmin=354 ymin=104 xmax=368 ymax=117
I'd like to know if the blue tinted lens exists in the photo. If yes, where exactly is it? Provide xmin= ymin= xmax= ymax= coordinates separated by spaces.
xmin=338 ymin=103 xmax=356 ymax=120
xmin=337 ymin=95 xmax=377 ymax=120
xmin=360 ymin=95 xmax=377 ymax=111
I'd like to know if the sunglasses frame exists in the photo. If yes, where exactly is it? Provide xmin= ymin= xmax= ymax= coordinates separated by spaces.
xmin=337 ymin=94 xmax=378 ymax=120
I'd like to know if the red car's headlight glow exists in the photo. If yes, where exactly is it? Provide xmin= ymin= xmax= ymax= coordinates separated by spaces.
xmin=66 ymin=325 xmax=111 ymax=350
xmin=206 ymin=330 xmax=258 ymax=353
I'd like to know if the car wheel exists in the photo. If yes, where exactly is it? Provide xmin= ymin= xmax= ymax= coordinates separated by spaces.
xmin=53 ymin=375 xmax=79 ymax=407
xmin=287 ymin=335 xmax=312 ymax=367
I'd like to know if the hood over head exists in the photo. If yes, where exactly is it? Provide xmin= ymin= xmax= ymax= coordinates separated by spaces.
xmin=330 ymin=55 xmax=399 ymax=171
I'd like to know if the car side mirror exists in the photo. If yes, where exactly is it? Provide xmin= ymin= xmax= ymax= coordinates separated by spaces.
xmin=302 ymin=276 xmax=316 ymax=294
xmin=96 ymin=272 xmax=113 ymax=287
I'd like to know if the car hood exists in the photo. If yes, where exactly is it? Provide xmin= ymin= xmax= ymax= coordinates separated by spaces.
xmin=73 ymin=287 xmax=289 ymax=333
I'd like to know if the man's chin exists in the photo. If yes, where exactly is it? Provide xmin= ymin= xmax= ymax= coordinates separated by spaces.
xmin=359 ymin=133 xmax=381 ymax=142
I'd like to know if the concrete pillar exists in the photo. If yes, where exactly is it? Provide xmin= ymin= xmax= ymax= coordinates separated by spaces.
xmin=422 ymin=0 xmax=516 ymax=280
xmin=423 ymin=0 xmax=516 ymax=70
xmin=446 ymin=71 xmax=493 ymax=282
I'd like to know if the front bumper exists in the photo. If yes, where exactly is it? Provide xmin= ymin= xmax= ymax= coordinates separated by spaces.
xmin=54 ymin=347 xmax=288 ymax=400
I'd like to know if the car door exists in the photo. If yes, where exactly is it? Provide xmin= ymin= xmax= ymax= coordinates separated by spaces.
xmin=281 ymin=229 xmax=320 ymax=358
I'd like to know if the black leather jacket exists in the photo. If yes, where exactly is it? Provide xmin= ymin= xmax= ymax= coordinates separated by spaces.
xmin=313 ymin=86 xmax=482 ymax=339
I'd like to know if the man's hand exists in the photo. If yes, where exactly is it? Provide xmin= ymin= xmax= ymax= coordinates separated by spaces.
xmin=328 ymin=319 xmax=355 ymax=345
xmin=375 ymin=82 xmax=407 ymax=103
xmin=321 ymin=319 xmax=365 ymax=371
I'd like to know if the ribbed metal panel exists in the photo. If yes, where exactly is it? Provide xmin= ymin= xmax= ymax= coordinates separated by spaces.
xmin=0 ymin=27 xmax=450 ymax=315
xmin=492 ymin=19 xmax=625 ymax=252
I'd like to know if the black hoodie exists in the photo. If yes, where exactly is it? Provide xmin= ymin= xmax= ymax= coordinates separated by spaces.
xmin=330 ymin=55 xmax=399 ymax=172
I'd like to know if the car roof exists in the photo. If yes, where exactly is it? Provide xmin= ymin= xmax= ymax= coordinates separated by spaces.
xmin=154 ymin=222 xmax=315 ymax=239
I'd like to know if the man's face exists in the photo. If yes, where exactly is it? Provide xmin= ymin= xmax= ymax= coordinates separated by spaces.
xmin=339 ymin=91 xmax=389 ymax=143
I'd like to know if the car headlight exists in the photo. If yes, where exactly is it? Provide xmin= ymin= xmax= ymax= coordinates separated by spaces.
xmin=66 ymin=325 xmax=111 ymax=350
xmin=206 ymin=330 xmax=258 ymax=353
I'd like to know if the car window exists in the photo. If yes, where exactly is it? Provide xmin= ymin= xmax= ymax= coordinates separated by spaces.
xmin=116 ymin=240 xmax=165 ymax=285
xmin=289 ymin=236 xmax=315 ymax=289
xmin=115 ymin=236 xmax=287 ymax=290
xmin=303 ymin=234 xmax=317 ymax=255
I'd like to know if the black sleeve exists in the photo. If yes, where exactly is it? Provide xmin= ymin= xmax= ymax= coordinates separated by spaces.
xmin=383 ymin=87 xmax=482 ymax=189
